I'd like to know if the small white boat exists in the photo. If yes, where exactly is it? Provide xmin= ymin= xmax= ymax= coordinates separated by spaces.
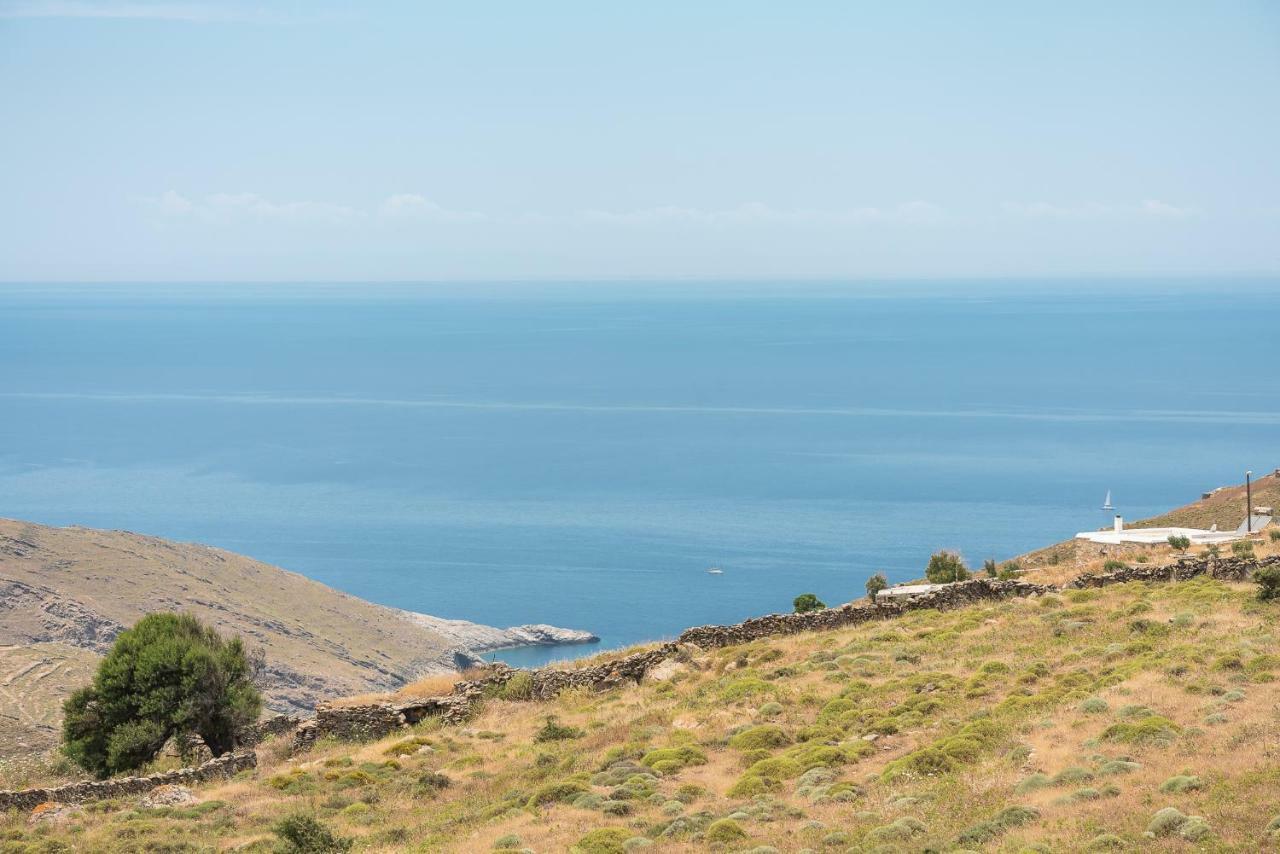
xmin=706 ymin=566 xmax=724 ymax=575
xmin=1102 ymin=490 xmax=1114 ymax=511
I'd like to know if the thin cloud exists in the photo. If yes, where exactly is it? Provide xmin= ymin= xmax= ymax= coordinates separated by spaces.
xmin=147 ymin=191 xmax=364 ymax=225
xmin=571 ymin=201 xmax=945 ymax=227
xmin=143 ymin=193 xmax=946 ymax=229
xmin=1002 ymin=200 xmax=1196 ymax=220
xmin=0 ymin=1 xmax=278 ymax=21
xmin=377 ymin=194 xmax=486 ymax=223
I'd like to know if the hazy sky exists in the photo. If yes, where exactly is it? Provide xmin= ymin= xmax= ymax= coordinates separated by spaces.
xmin=2 ymin=1 xmax=1278 ymax=281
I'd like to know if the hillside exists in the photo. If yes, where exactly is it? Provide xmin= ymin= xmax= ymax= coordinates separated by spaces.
xmin=0 ymin=519 xmax=592 ymax=757
xmin=5 ymin=558 xmax=1279 ymax=851
xmin=1012 ymin=470 xmax=1280 ymax=585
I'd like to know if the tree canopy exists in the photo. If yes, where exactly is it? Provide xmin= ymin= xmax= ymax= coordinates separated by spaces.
xmin=925 ymin=551 xmax=970 ymax=584
xmin=62 ymin=612 xmax=262 ymax=777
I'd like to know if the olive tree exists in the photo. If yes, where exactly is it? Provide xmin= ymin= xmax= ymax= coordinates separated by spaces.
xmin=62 ymin=612 xmax=262 ymax=777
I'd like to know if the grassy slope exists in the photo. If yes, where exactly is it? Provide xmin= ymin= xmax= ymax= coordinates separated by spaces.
xmin=0 ymin=518 xmax=468 ymax=751
xmin=6 ymin=572 xmax=1280 ymax=852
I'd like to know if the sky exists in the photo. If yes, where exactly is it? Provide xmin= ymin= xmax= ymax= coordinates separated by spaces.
xmin=1 ymin=0 xmax=1278 ymax=281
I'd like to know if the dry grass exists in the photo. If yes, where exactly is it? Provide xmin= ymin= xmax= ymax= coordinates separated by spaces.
xmin=7 ymin=573 xmax=1280 ymax=852
xmin=327 ymin=668 xmax=493 ymax=708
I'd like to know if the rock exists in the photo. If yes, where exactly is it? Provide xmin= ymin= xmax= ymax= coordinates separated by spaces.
xmin=643 ymin=659 xmax=687 ymax=683
xmin=140 ymin=785 xmax=197 ymax=808
xmin=396 ymin=612 xmax=598 ymax=654
xmin=28 ymin=802 xmax=83 ymax=825
xmin=160 ymin=733 xmax=213 ymax=765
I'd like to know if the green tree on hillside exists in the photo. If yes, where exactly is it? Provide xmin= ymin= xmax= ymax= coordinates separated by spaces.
xmin=1167 ymin=535 xmax=1191 ymax=553
xmin=62 ymin=612 xmax=262 ymax=777
xmin=793 ymin=593 xmax=826 ymax=613
xmin=865 ymin=573 xmax=888 ymax=601
xmin=925 ymin=551 xmax=969 ymax=584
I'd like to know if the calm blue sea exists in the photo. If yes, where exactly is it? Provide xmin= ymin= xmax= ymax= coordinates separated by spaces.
xmin=2 ymin=280 xmax=1276 ymax=666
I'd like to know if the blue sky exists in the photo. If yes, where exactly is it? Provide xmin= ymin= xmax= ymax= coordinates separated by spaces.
xmin=1 ymin=1 xmax=1277 ymax=281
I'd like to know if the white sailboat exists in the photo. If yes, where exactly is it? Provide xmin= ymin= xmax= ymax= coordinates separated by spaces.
xmin=706 ymin=566 xmax=724 ymax=575
xmin=1102 ymin=490 xmax=1114 ymax=511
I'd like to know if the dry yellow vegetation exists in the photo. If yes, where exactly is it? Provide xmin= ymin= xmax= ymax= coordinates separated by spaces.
xmin=5 ymin=567 xmax=1280 ymax=852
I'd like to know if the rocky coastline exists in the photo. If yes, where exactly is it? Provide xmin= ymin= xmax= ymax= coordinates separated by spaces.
xmin=397 ymin=611 xmax=599 ymax=654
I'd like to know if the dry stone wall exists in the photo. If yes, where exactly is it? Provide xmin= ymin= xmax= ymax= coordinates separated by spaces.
xmin=0 ymin=750 xmax=256 ymax=813
xmin=292 ymin=577 xmax=1053 ymax=751
xmin=1066 ymin=554 xmax=1275 ymax=588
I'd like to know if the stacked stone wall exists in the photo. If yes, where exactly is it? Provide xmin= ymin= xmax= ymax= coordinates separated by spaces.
xmin=0 ymin=750 xmax=256 ymax=813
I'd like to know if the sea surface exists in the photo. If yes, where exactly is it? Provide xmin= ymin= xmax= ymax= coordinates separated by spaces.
xmin=1 ymin=280 xmax=1276 ymax=667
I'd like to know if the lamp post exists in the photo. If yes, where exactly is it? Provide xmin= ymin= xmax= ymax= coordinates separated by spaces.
xmin=1246 ymin=470 xmax=1253 ymax=533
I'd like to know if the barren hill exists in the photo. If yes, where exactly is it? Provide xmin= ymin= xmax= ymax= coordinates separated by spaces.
xmin=0 ymin=518 xmax=591 ymax=756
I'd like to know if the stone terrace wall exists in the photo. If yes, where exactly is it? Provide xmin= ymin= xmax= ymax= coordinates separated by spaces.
xmin=0 ymin=750 xmax=256 ymax=813
xmin=292 ymin=577 xmax=1053 ymax=751
xmin=1066 ymin=554 xmax=1276 ymax=589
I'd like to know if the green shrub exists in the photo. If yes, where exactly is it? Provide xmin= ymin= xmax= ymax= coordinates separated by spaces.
xmin=757 ymin=701 xmax=784 ymax=719
xmin=640 ymin=746 xmax=707 ymax=772
xmin=272 ymin=814 xmax=352 ymax=853
xmin=727 ymin=774 xmax=777 ymax=797
xmin=1158 ymin=774 xmax=1202 ymax=793
xmin=793 ymin=593 xmax=826 ymax=613
xmin=729 ymin=725 xmax=791 ymax=751
xmin=1014 ymin=773 xmax=1051 ymax=793
xmin=417 ymin=771 xmax=451 ymax=795
xmin=866 ymin=817 xmax=927 ymax=842
xmin=62 ymin=612 xmax=262 ymax=777
xmin=704 ymin=818 xmax=748 ymax=843
xmin=998 ymin=560 xmax=1022 ymax=579
xmin=572 ymin=827 xmax=631 ymax=854
xmin=1098 ymin=759 xmax=1141 ymax=775
xmin=1085 ymin=833 xmax=1127 ymax=850
xmin=1102 ymin=560 xmax=1127 ymax=572
xmin=1270 ymin=529 xmax=1280 ymax=542
xmin=925 ymin=550 xmax=969 ymax=583
xmin=1147 ymin=806 xmax=1188 ymax=836
xmin=1167 ymin=534 xmax=1191 ymax=553
xmin=983 ymin=559 xmax=998 ymax=578
xmin=1255 ymin=566 xmax=1280 ymax=601
xmin=1102 ymin=715 xmax=1181 ymax=744
xmin=533 ymin=716 xmax=583 ymax=743
xmin=1232 ymin=540 xmax=1255 ymax=558
xmin=865 ymin=573 xmax=888 ymax=601
xmin=492 ymin=834 xmax=521 ymax=850
xmin=527 ymin=780 xmax=589 ymax=808
xmin=498 ymin=671 xmax=534 ymax=700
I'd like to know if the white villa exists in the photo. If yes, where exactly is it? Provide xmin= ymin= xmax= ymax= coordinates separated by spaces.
xmin=1074 ymin=514 xmax=1271 ymax=547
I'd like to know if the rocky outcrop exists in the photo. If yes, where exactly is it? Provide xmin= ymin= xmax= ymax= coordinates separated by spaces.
xmin=0 ymin=750 xmax=256 ymax=812
xmin=397 ymin=612 xmax=598 ymax=653
xmin=0 ymin=578 xmax=124 ymax=654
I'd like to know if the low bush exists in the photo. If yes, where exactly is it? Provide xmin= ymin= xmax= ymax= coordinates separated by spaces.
xmin=793 ymin=593 xmax=826 ymax=613
xmin=272 ymin=814 xmax=353 ymax=853
xmin=527 ymin=780 xmax=589 ymax=808
xmin=1232 ymin=540 xmax=1255 ymax=558
xmin=729 ymin=724 xmax=791 ymax=751
xmin=1158 ymin=774 xmax=1202 ymax=793
xmin=1254 ymin=566 xmax=1280 ymax=601
xmin=704 ymin=818 xmax=748 ymax=843
xmin=534 ymin=716 xmax=583 ymax=743
xmin=572 ymin=827 xmax=631 ymax=854
xmin=1102 ymin=715 xmax=1181 ymax=745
